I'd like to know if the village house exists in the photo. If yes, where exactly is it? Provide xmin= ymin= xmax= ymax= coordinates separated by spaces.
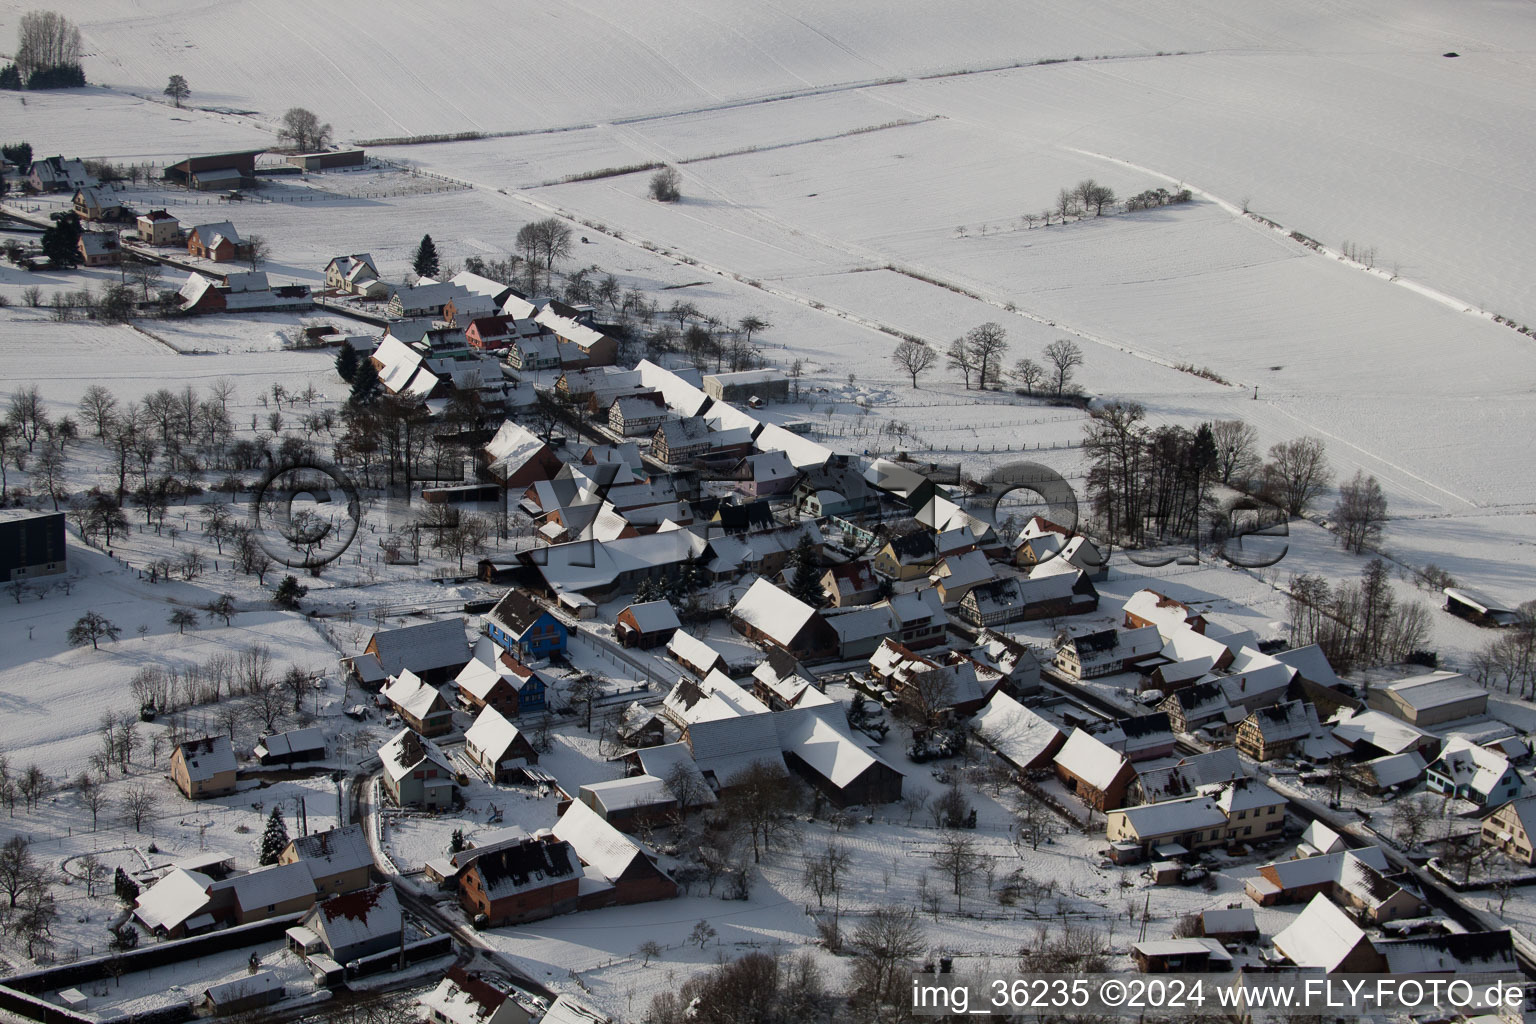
xmin=1122 ymin=589 xmax=1208 ymax=634
xmin=73 ymin=187 xmax=124 ymax=222
xmin=254 ymin=727 xmax=326 ymax=766
xmin=380 ymin=670 xmax=456 ymax=737
xmin=729 ymin=578 xmax=839 ymax=662
xmin=483 ymin=420 xmax=564 ymax=489
xmin=353 ymin=618 xmax=470 ymax=688
xmin=928 ymin=549 xmax=998 ymax=608
xmin=485 ymin=589 xmax=569 ymax=660
xmin=295 ymin=883 xmax=402 ymax=964
xmin=955 ymin=565 xmax=1099 ymax=627
xmin=1090 ymin=712 xmax=1177 ymax=762
xmin=971 ymin=691 xmax=1065 ymax=772
xmin=1246 ymin=848 xmax=1424 ymax=923
xmin=458 ymin=835 xmax=580 ymax=926
xmin=868 ymin=638 xmax=999 ymax=719
xmin=170 ymin=736 xmax=237 ymax=799
xmin=379 ymin=728 xmax=458 ymax=809
xmin=1351 ymin=751 xmax=1428 ymax=794
xmin=1235 ymin=700 xmax=1324 ymax=761
xmin=576 ymin=776 xmax=676 ymax=832
xmin=178 ymin=270 xmax=313 ymax=315
xmin=774 ymin=705 xmax=905 ymax=807
xmin=730 ymin=450 xmax=800 ymax=499
xmin=1330 ymin=709 xmax=1439 ymax=761
xmin=664 ymin=669 xmax=771 ymax=729
xmin=186 ymin=221 xmax=248 ymax=262
xmin=1054 ymin=625 xmax=1164 ymax=679
xmin=616 ymin=600 xmax=681 ymax=649
xmin=77 ymin=230 xmax=122 ymax=267
xmin=464 ymin=706 xmax=539 ymax=782
xmin=667 ymin=629 xmax=728 ymax=678
xmin=551 ymin=798 xmax=679 ymax=908
xmin=1425 ymin=737 xmax=1523 ymax=806
xmin=1480 ymin=797 xmax=1536 ymax=865
xmin=535 ymin=303 xmax=618 ymax=366
xmin=1013 ymin=516 xmax=1107 ymax=577
xmin=30 ymin=155 xmax=96 ymax=192
xmin=1129 ymin=749 xmax=1246 ymax=804
xmin=608 ymin=394 xmax=667 ymax=437
xmin=750 ymin=649 xmax=823 ymax=711
xmin=323 ymin=253 xmax=387 ymax=297
xmin=279 ymin=824 xmax=373 ymax=896
xmin=135 ymin=209 xmax=180 ymax=246
xmin=1053 ymin=728 xmax=1136 ymax=811
xmin=968 ymin=629 xmax=1044 ymax=696
xmin=1272 ymin=894 xmax=1387 ymax=973
xmin=456 ymin=646 xmax=547 ymax=718
xmin=1105 ymin=780 xmax=1287 ymax=861
xmin=618 ymin=703 xmax=666 ymax=748
xmin=420 ymin=967 xmax=543 ymax=1024
xmin=820 ymin=560 xmax=881 ymax=607
xmin=1367 ymin=671 xmax=1488 ymax=726
xmin=208 ymin=861 xmax=318 ymax=925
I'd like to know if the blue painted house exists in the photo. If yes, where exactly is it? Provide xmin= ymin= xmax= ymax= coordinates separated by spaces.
xmin=1426 ymin=738 xmax=1523 ymax=806
xmin=485 ymin=589 xmax=568 ymax=660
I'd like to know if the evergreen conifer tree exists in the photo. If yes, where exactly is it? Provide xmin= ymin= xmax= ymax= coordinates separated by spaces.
xmin=334 ymin=343 xmax=358 ymax=383
xmin=348 ymin=360 xmax=380 ymax=406
xmin=258 ymin=806 xmax=289 ymax=865
xmin=786 ymin=535 xmax=824 ymax=607
xmin=413 ymin=234 xmax=440 ymax=279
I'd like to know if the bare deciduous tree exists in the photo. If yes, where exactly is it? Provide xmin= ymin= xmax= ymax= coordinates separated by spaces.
xmin=277 ymin=108 xmax=332 ymax=152
xmin=1264 ymin=436 xmax=1333 ymax=517
xmin=1043 ymin=339 xmax=1084 ymax=396
xmin=1332 ymin=469 xmax=1388 ymax=554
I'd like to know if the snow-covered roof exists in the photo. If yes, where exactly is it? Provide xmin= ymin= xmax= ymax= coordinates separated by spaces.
xmin=1429 ymin=737 xmax=1512 ymax=797
xmin=367 ymin=618 xmax=468 ymax=677
xmin=468 ymin=837 xmax=577 ymax=900
xmin=580 ymin=775 xmax=671 ymax=812
xmin=635 ymin=360 xmax=713 ymax=418
xmin=541 ymin=994 xmax=613 ymax=1024
xmin=1115 ymin=795 xmax=1227 ymax=839
xmin=379 ymin=728 xmax=454 ymax=782
xmin=255 ymin=727 xmax=326 ymax=760
xmin=134 ymin=868 xmax=213 ymax=932
xmin=1331 ymin=709 xmax=1430 ymax=755
xmin=1246 ymin=699 xmax=1320 ymax=743
xmin=191 ymin=221 xmax=241 ymax=246
xmin=667 ymin=629 xmax=727 ymax=674
xmin=1273 ymin=894 xmax=1369 ymax=972
xmin=971 ymin=692 xmax=1063 ymax=768
xmin=754 ymin=422 xmax=832 ymax=471
xmin=635 ymin=743 xmax=718 ymax=806
xmin=1382 ymin=671 xmax=1485 ymax=712
xmin=774 ymin=707 xmax=901 ymax=789
xmin=1273 ymin=644 xmax=1343 ymax=688
xmin=731 ymin=578 xmax=819 ymax=645
xmin=214 ymin=861 xmax=315 ymax=913
xmin=1357 ymin=751 xmax=1426 ymax=790
xmin=554 ymin=798 xmax=649 ymax=881
xmin=1054 ymin=729 xmax=1129 ymax=791
xmin=536 ymin=306 xmax=612 ymax=352
xmin=526 ymin=531 xmax=707 ymax=593
xmin=686 ymin=714 xmax=784 ymax=783
xmin=931 ymin=550 xmax=995 ymax=590
xmin=465 ymin=706 xmax=528 ymax=765
xmin=620 ymin=600 xmax=680 ymax=634
xmin=1123 ymin=589 xmax=1205 ymax=632
xmin=176 ymin=736 xmax=236 ymax=781
xmin=205 ymin=970 xmax=281 ymax=1004
xmin=1134 ymin=748 xmax=1245 ymax=802
xmin=288 ymin=824 xmax=372 ymax=878
xmin=1299 ymin=820 xmax=1347 ymax=856
xmin=664 ymin=669 xmax=769 ymax=725
xmin=484 ymin=420 xmax=551 ymax=477
xmin=381 ymin=669 xmax=449 ymax=721
xmin=304 ymin=882 xmax=401 ymax=954
xmin=1376 ymin=931 xmax=1517 ymax=974
xmin=419 ymin=967 xmax=530 ymax=1024
xmin=1200 ymin=907 xmax=1257 ymax=935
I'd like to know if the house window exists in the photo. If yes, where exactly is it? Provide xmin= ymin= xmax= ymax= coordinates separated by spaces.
xmin=1244 ymin=826 xmax=1252 ymax=836
xmin=1238 ymin=809 xmax=1247 ymax=820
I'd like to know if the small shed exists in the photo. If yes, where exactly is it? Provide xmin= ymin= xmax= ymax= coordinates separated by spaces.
xmin=1131 ymin=938 xmax=1232 ymax=973
xmin=255 ymin=727 xmax=327 ymax=765
xmin=1198 ymin=907 xmax=1260 ymax=944
xmin=202 ymin=971 xmax=284 ymax=1014
xmin=616 ymin=600 xmax=681 ymax=649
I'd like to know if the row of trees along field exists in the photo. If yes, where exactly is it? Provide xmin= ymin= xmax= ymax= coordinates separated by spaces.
xmin=890 ymin=322 xmax=1085 ymax=396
